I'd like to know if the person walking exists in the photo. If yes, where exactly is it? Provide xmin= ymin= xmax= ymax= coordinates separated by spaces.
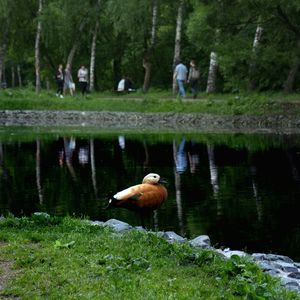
xmin=188 ymin=60 xmax=200 ymax=99
xmin=55 ymin=64 xmax=64 ymax=98
xmin=173 ymin=60 xmax=188 ymax=98
xmin=77 ymin=65 xmax=88 ymax=96
xmin=64 ymin=64 xmax=75 ymax=96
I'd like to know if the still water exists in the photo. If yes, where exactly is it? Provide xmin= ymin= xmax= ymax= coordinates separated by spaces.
xmin=1 ymin=130 xmax=300 ymax=261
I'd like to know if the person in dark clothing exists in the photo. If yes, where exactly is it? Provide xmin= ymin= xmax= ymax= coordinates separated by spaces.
xmin=56 ymin=64 xmax=64 ymax=98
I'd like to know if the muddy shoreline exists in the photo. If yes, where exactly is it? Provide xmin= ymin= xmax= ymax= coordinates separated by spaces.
xmin=1 ymin=110 xmax=300 ymax=133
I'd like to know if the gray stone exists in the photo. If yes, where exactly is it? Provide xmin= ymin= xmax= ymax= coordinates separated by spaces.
xmin=221 ymin=250 xmax=248 ymax=259
xmin=33 ymin=212 xmax=50 ymax=218
xmin=274 ymin=261 xmax=298 ymax=273
xmin=288 ymin=272 xmax=300 ymax=280
xmin=162 ymin=231 xmax=186 ymax=243
xmin=264 ymin=254 xmax=294 ymax=263
xmin=189 ymin=235 xmax=211 ymax=249
xmin=103 ymin=219 xmax=132 ymax=232
xmin=281 ymin=277 xmax=299 ymax=287
xmin=216 ymin=249 xmax=248 ymax=259
xmin=90 ymin=220 xmax=104 ymax=226
xmin=2 ymin=110 xmax=300 ymax=134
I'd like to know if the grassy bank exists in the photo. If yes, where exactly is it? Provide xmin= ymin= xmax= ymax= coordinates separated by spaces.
xmin=0 ymin=215 xmax=298 ymax=299
xmin=1 ymin=88 xmax=300 ymax=115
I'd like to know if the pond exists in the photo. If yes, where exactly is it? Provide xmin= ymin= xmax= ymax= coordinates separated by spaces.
xmin=1 ymin=128 xmax=300 ymax=261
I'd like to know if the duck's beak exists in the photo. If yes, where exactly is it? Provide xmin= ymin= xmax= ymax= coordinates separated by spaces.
xmin=159 ymin=178 xmax=168 ymax=185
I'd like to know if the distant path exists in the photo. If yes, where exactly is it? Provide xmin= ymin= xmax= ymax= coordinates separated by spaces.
xmin=1 ymin=110 xmax=300 ymax=133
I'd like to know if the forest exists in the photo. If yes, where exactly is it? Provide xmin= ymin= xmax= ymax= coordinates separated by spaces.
xmin=0 ymin=0 xmax=299 ymax=94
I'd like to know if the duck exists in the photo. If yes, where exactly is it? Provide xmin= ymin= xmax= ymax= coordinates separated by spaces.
xmin=107 ymin=173 xmax=168 ymax=212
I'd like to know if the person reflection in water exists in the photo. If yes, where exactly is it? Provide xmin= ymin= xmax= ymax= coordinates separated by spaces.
xmin=175 ymin=138 xmax=188 ymax=174
xmin=187 ymin=141 xmax=200 ymax=174
xmin=59 ymin=137 xmax=77 ymax=180
xmin=174 ymin=138 xmax=200 ymax=174
xmin=78 ymin=146 xmax=89 ymax=165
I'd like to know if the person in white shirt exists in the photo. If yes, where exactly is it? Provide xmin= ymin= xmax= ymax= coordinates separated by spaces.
xmin=173 ymin=60 xmax=188 ymax=97
xmin=77 ymin=65 xmax=88 ymax=96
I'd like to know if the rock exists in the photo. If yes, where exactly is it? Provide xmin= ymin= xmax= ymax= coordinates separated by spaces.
xmin=90 ymin=220 xmax=104 ymax=226
xmin=189 ymin=235 xmax=211 ymax=249
xmin=288 ymin=272 xmax=300 ymax=280
xmin=33 ymin=212 xmax=50 ymax=218
xmin=281 ymin=277 xmax=300 ymax=288
xmin=273 ymin=261 xmax=298 ymax=273
xmin=220 ymin=250 xmax=248 ymax=259
xmin=162 ymin=231 xmax=186 ymax=243
xmin=103 ymin=219 xmax=132 ymax=232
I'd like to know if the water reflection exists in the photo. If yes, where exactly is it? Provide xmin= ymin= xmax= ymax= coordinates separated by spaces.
xmin=1 ymin=132 xmax=300 ymax=261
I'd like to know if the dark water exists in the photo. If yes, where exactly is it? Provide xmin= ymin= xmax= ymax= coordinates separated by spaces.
xmin=1 ymin=130 xmax=300 ymax=261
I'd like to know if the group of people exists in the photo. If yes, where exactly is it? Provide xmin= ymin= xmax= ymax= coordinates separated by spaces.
xmin=56 ymin=59 xmax=199 ymax=98
xmin=173 ymin=59 xmax=200 ymax=99
xmin=55 ymin=64 xmax=89 ymax=98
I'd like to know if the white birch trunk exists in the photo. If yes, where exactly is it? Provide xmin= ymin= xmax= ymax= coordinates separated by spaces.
xmin=248 ymin=23 xmax=263 ymax=90
xmin=206 ymin=52 xmax=218 ymax=93
xmin=172 ymin=0 xmax=184 ymax=94
xmin=89 ymin=22 xmax=99 ymax=92
xmin=35 ymin=0 xmax=43 ymax=93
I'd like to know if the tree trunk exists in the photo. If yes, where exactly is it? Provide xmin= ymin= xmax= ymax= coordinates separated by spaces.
xmin=35 ymin=0 xmax=43 ymax=93
xmin=284 ymin=39 xmax=300 ymax=93
xmin=248 ymin=23 xmax=263 ymax=91
xmin=66 ymin=21 xmax=86 ymax=68
xmin=89 ymin=21 xmax=99 ymax=92
xmin=89 ymin=0 xmax=101 ymax=92
xmin=0 ymin=43 xmax=7 ymax=86
xmin=206 ymin=52 xmax=218 ymax=93
xmin=90 ymin=139 xmax=98 ymax=197
xmin=11 ymin=66 xmax=15 ymax=88
xmin=142 ymin=0 xmax=158 ymax=92
xmin=172 ymin=0 xmax=184 ymax=94
xmin=36 ymin=139 xmax=43 ymax=204
xmin=17 ymin=65 xmax=22 ymax=87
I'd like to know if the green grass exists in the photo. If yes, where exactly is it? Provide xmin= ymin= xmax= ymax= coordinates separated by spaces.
xmin=1 ymin=88 xmax=300 ymax=115
xmin=0 ymin=215 xmax=298 ymax=299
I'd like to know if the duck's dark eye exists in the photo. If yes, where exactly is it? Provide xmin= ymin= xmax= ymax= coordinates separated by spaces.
xmin=153 ymin=175 xmax=157 ymax=178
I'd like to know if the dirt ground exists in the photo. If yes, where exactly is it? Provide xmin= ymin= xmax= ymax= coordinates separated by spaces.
xmin=0 ymin=243 xmax=19 ymax=299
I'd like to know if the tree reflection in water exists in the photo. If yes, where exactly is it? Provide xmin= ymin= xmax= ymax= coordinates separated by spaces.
xmin=1 ymin=133 xmax=300 ymax=261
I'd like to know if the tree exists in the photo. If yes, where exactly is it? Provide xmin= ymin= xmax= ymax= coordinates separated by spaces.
xmin=172 ymin=0 xmax=184 ymax=94
xmin=35 ymin=0 xmax=43 ymax=93
xmin=142 ymin=0 xmax=158 ymax=92
xmin=89 ymin=0 xmax=102 ymax=92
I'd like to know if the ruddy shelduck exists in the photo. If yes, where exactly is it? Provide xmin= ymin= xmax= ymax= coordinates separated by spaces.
xmin=107 ymin=173 xmax=168 ymax=211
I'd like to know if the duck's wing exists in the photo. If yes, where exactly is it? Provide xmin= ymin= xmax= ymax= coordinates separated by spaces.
xmin=113 ymin=184 xmax=144 ymax=201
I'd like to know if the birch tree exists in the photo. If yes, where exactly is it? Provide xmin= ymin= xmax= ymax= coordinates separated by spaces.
xmin=35 ymin=0 xmax=43 ymax=93
xmin=89 ymin=0 xmax=101 ymax=92
xmin=248 ymin=21 xmax=263 ymax=91
xmin=172 ymin=0 xmax=184 ymax=94
xmin=142 ymin=0 xmax=158 ymax=92
xmin=206 ymin=51 xmax=218 ymax=93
